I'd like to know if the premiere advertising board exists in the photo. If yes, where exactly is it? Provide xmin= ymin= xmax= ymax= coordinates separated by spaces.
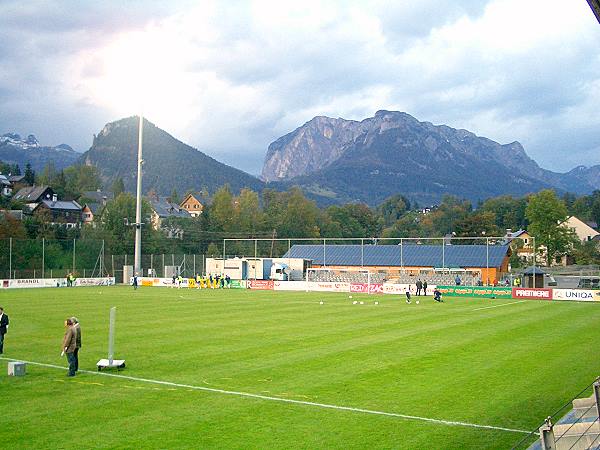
xmin=512 ymin=288 xmax=553 ymax=300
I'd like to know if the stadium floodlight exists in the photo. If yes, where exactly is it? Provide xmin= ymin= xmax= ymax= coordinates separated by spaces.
xmin=97 ymin=306 xmax=126 ymax=371
xmin=133 ymin=114 xmax=143 ymax=277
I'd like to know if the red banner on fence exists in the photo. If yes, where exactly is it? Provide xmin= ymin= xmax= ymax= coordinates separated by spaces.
xmin=247 ymin=280 xmax=274 ymax=290
xmin=512 ymin=288 xmax=553 ymax=300
xmin=350 ymin=283 xmax=383 ymax=294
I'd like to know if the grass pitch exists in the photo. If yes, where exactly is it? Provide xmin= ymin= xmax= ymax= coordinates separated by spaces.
xmin=1 ymin=286 xmax=600 ymax=449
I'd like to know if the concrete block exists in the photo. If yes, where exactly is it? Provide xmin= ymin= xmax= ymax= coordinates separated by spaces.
xmin=8 ymin=361 xmax=26 ymax=376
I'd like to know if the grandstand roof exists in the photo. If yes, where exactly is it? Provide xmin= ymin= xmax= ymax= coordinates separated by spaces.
xmin=283 ymin=244 xmax=509 ymax=268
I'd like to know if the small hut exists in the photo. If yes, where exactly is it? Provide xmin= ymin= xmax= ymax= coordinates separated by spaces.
xmin=522 ymin=266 xmax=545 ymax=288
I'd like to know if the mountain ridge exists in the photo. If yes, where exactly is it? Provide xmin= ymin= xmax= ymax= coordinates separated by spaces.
xmin=80 ymin=116 xmax=264 ymax=197
xmin=262 ymin=110 xmax=600 ymax=204
xmin=0 ymin=132 xmax=79 ymax=172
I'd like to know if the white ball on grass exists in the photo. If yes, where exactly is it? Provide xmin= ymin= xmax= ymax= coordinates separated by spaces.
xmin=353 ymin=301 xmax=357 ymax=304
xmin=374 ymin=301 xmax=379 ymax=305
xmin=319 ymin=301 xmax=324 ymax=305
xmin=360 ymin=301 xmax=364 ymax=305
xmin=416 ymin=300 xmax=419 ymax=304
xmin=349 ymin=295 xmax=353 ymax=299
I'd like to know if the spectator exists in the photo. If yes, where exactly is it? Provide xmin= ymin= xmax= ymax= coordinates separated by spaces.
xmin=61 ymin=318 xmax=77 ymax=377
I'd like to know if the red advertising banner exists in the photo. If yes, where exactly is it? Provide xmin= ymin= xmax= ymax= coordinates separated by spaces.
xmin=350 ymin=283 xmax=383 ymax=294
xmin=512 ymin=287 xmax=553 ymax=300
xmin=247 ymin=280 xmax=274 ymax=290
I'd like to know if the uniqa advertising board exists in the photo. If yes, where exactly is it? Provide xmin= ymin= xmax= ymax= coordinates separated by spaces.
xmin=552 ymin=289 xmax=600 ymax=302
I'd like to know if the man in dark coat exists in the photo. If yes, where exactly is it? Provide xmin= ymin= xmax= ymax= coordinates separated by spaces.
xmin=423 ymin=280 xmax=428 ymax=296
xmin=71 ymin=317 xmax=82 ymax=372
xmin=0 ymin=307 xmax=9 ymax=354
xmin=416 ymin=279 xmax=423 ymax=296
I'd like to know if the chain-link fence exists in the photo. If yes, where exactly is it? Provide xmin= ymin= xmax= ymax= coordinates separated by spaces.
xmin=0 ymin=238 xmax=212 ymax=283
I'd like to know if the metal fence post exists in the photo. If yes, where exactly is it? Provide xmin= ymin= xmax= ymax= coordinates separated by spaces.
xmin=42 ymin=238 xmax=45 ymax=279
xmin=539 ymin=417 xmax=556 ymax=450
xmin=594 ymin=378 xmax=600 ymax=421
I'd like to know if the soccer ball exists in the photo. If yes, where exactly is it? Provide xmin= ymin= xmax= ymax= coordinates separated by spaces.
xmin=349 ymin=295 xmax=353 ymax=299
xmin=353 ymin=301 xmax=357 ymax=305
xmin=319 ymin=301 xmax=324 ymax=305
xmin=416 ymin=300 xmax=420 ymax=304
xmin=374 ymin=301 xmax=379 ymax=305
xmin=360 ymin=301 xmax=364 ymax=305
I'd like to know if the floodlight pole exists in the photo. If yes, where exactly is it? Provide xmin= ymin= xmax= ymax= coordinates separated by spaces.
xmin=134 ymin=114 xmax=144 ymax=277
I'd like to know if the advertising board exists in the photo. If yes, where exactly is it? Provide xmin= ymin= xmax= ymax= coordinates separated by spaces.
xmin=350 ymin=283 xmax=384 ymax=294
xmin=512 ymin=288 xmax=553 ymax=300
xmin=436 ymin=285 xmax=512 ymax=298
xmin=247 ymin=279 xmax=274 ymax=290
xmin=552 ymin=289 xmax=600 ymax=302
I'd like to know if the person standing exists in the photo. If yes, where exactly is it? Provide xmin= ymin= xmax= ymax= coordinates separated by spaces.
xmin=405 ymin=286 xmax=412 ymax=304
xmin=416 ymin=279 xmax=422 ymax=296
xmin=132 ymin=274 xmax=138 ymax=290
xmin=423 ymin=280 xmax=428 ymax=296
xmin=71 ymin=317 xmax=81 ymax=372
xmin=0 ymin=307 xmax=9 ymax=354
xmin=61 ymin=318 xmax=77 ymax=377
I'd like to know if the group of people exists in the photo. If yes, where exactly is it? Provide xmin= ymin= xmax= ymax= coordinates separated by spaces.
xmin=66 ymin=273 xmax=76 ymax=287
xmin=61 ymin=316 xmax=82 ymax=377
xmin=170 ymin=273 xmax=232 ymax=289
xmin=415 ymin=279 xmax=428 ymax=296
xmin=404 ymin=286 xmax=443 ymax=303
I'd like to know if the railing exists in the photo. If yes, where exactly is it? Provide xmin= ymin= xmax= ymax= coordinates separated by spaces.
xmin=511 ymin=377 xmax=600 ymax=450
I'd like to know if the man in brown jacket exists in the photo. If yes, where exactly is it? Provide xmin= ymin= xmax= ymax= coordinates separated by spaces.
xmin=61 ymin=318 xmax=77 ymax=376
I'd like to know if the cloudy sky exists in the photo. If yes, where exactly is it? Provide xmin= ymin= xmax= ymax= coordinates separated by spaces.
xmin=1 ymin=0 xmax=599 ymax=175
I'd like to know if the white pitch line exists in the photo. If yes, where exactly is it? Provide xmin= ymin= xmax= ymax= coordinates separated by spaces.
xmin=1 ymin=356 xmax=528 ymax=434
xmin=472 ymin=301 xmax=527 ymax=311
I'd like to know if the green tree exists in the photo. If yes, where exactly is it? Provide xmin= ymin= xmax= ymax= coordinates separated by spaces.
xmin=526 ymin=190 xmax=578 ymax=265
xmin=279 ymin=187 xmax=320 ymax=238
xmin=454 ymin=211 xmax=500 ymax=238
xmin=377 ymin=194 xmax=411 ymax=228
xmin=169 ymin=188 xmax=180 ymax=204
xmin=381 ymin=211 xmax=425 ymax=238
xmin=479 ymin=195 xmax=528 ymax=231
xmin=24 ymin=162 xmax=35 ymax=185
xmin=324 ymin=203 xmax=381 ymax=238
xmin=207 ymin=185 xmax=236 ymax=232
xmin=111 ymin=177 xmax=125 ymax=198
xmin=235 ymin=188 xmax=264 ymax=234
xmin=572 ymin=240 xmax=600 ymax=265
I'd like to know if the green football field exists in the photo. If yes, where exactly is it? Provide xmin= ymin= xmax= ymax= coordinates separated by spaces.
xmin=1 ymin=286 xmax=600 ymax=449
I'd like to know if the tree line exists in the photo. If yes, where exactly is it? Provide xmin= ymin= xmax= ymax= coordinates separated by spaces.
xmin=1 ymin=157 xmax=600 ymax=266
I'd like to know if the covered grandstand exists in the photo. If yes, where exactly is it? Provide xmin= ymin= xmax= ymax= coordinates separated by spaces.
xmin=283 ymin=244 xmax=511 ymax=285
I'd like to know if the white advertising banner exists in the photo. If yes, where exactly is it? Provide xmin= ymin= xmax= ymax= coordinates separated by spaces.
xmin=274 ymin=281 xmax=308 ymax=291
xmin=307 ymin=282 xmax=351 ymax=293
xmin=1 ymin=277 xmax=114 ymax=289
xmin=74 ymin=277 xmax=115 ymax=287
xmin=552 ymin=289 xmax=600 ymax=302
xmin=382 ymin=283 xmax=438 ymax=295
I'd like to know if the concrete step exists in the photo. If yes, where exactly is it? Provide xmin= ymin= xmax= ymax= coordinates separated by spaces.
xmin=573 ymin=395 xmax=595 ymax=409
